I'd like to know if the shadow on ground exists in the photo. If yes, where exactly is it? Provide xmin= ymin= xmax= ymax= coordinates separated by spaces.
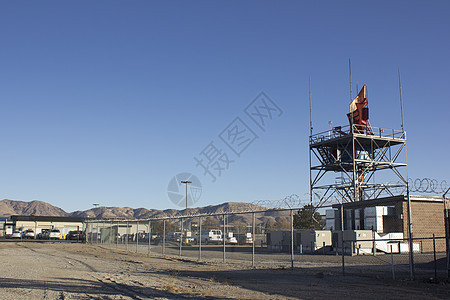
xmin=142 ymin=265 xmax=449 ymax=299
xmin=0 ymin=277 xmax=215 ymax=299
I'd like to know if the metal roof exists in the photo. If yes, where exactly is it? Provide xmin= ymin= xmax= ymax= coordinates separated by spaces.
xmin=331 ymin=195 xmax=444 ymax=209
xmin=10 ymin=215 xmax=86 ymax=222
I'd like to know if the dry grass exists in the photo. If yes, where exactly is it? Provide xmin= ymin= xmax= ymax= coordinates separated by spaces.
xmin=161 ymin=279 xmax=193 ymax=295
xmin=199 ymin=289 xmax=213 ymax=297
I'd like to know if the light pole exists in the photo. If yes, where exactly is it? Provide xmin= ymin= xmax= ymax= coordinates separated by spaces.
xmin=181 ymin=181 xmax=192 ymax=211
xmin=181 ymin=180 xmax=192 ymax=245
xmin=93 ymin=204 xmax=99 ymax=243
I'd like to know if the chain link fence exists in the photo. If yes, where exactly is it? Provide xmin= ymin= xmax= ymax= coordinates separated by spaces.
xmin=84 ymin=197 xmax=449 ymax=282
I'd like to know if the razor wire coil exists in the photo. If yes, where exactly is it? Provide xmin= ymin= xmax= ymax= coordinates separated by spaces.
xmin=253 ymin=194 xmax=309 ymax=209
xmin=408 ymin=178 xmax=447 ymax=194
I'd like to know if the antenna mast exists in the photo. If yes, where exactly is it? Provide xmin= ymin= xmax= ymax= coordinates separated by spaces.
xmin=309 ymin=76 xmax=313 ymax=136
xmin=349 ymin=58 xmax=352 ymax=101
xmin=308 ymin=76 xmax=314 ymax=212
xmin=398 ymin=68 xmax=405 ymax=132
xmin=349 ymin=58 xmax=353 ymax=133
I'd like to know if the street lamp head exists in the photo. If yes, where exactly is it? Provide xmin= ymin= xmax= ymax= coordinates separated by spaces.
xmin=180 ymin=181 xmax=192 ymax=211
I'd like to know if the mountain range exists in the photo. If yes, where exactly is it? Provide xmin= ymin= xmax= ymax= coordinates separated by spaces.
xmin=0 ymin=199 xmax=289 ymax=225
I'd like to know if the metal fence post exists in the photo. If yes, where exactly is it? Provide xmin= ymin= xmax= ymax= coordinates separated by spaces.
xmin=443 ymin=188 xmax=450 ymax=279
xmin=136 ymin=221 xmax=139 ymax=253
xmin=116 ymin=220 xmax=119 ymax=249
xmin=84 ymin=220 xmax=87 ymax=244
xmin=148 ymin=220 xmax=151 ymax=256
xmin=252 ymin=212 xmax=255 ymax=267
xmin=101 ymin=221 xmax=104 ymax=244
xmin=433 ymin=234 xmax=437 ymax=280
xmin=199 ymin=216 xmax=202 ymax=261
xmin=87 ymin=220 xmax=90 ymax=244
xmin=406 ymin=186 xmax=415 ymax=280
xmin=103 ymin=221 xmax=106 ymax=245
xmin=110 ymin=220 xmax=113 ymax=247
xmin=372 ymin=230 xmax=376 ymax=256
xmin=126 ymin=221 xmax=129 ymax=251
xmin=290 ymin=209 xmax=294 ymax=270
xmin=223 ymin=214 xmax=226 ymax=263
xmin=162 ymin=219 xmax=166 ymax=256
xmin=179 ymin=217 xmax=183 ymax=257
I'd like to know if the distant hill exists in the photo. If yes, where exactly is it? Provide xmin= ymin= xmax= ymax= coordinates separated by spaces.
xmin=0 ymin=199 xmax=69 ymax=217
xmin=0 ymin=199 xmax=290 ymax=226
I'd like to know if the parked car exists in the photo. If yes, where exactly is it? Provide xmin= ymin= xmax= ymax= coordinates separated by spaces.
xmin=167 ymin=232 xmax=182 ymax=242
xmin=65 ymin=230 xmax=85 ymax=241
xmin=137 ymin=232 xmax=148 ymax=242
xmin=237 ymin=233 xmax=253 ymax=245
xmin=226 ymin=236 xmax=238 ymax=245
xmin=49 ymin=229 xmax=61 ymax=240
xmin=151 ymin=234 xmax=162 ymax=244
xmin=120 ymin=233 xmax=134 ymax=242
xmin=37 ymin=229 xmax=50 ymax=239
xmin=21 ymin=229 xmax=35 ymax=239
xmin=10 ymin=230 xmax=21 ymax=239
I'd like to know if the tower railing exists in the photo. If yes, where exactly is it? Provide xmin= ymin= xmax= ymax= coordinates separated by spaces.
xmin=310 ymin=124 xmax=405 ymax=144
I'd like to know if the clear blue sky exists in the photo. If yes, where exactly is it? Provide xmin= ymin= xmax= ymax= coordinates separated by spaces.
xmin=1 ymin=1 xmax=449 ymax=212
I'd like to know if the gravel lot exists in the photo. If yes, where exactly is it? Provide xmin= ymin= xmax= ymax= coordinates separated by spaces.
xmin=0 ymin=241 xmax=448 ymax=299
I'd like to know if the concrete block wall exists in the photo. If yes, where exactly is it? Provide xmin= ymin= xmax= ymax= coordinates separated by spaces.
xmin=403 ymin=200 xmax=447 ymax=252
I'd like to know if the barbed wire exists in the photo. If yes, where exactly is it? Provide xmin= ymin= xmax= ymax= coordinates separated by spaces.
xmin=252 ymin=194 xmax=310 ymax=209
xmin=408 ymin=178 xmax=447 ymax=194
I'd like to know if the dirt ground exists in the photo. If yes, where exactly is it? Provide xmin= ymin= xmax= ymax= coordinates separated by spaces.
xmin=0 ymin=242 xmax=448 ymax=299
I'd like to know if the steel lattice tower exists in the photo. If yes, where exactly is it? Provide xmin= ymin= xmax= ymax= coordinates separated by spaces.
xmin=309 ymin=85 xmax=408 ymax=207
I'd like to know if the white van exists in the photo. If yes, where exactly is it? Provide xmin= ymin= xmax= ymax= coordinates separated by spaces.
xmin=194 ymin=229 xmax=223 ymax=244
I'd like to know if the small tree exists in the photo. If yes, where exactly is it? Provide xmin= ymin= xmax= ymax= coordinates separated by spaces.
xmin=293 ymin=204 xmax=324 ymax=230
xmin=275 ymin=218 xmax=291 ymax=230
